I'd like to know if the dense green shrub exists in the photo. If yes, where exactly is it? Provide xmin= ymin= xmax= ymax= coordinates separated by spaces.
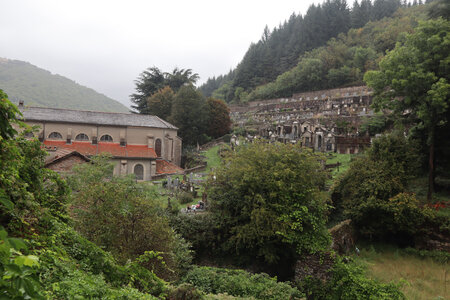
xmin=348 ymin=193 xmax=433 ymax=240
xmin=68 ymin=156 xmax=193 ymax=281
xmin=37 ymin=220 xmax=168 ymax=298
xmin=168 ymin=283 xmax=204 ymax=300
xmin=170 ymin=213 xmax=217 ymax=259
xmin=208 ymin=142 xmax=330 ymax=267
xmin=0 ymin=227 xmax=44 ymax=299
xmin=332 ymin=133 xmax=426 ymax=241
xmin=179 ymin=191 xmax=195 ymax=204
xmin=299 ymin=258 xmax=405 ymax=299
xmin=182 ymin=266 xmax=303 ymax=299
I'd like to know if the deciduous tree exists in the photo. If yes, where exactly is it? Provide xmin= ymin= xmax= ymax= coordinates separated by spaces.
xmin=170 ymin=85 xmax=207 ymax=146
xmin=208 ymin=142 xmax=330 ymax=266
xmin=364 ymin=18 xmax=450 ymax=202
xmin=206 ymin=98 xmax=231 ymax=139
xmin=147 ymin=86 xmax=175 ymax=120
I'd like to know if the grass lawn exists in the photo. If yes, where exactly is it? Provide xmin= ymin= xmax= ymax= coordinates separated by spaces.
xmin=354 ymin=246 xmax=449 ymax=300
xmin=325 ymin=153 xmax=353 ymax=188
xmin=202 ymin=144 xmax=224 ymax=173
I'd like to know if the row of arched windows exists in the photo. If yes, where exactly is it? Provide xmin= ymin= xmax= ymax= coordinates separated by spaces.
xmin=47 ymin=132 xmax=114 ymax=142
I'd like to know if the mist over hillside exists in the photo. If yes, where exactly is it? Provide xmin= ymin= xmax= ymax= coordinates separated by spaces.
xmin=0 ymin=58 xmax=128 ymax=112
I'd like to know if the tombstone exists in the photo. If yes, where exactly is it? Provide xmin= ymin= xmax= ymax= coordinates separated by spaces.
xmin=174 ymin=178 xmax=180 ymax=188
xmin=189 ymin=173 xmax=194 ymax=182
xmin=167 ymin=176 xmax=172 ymax=189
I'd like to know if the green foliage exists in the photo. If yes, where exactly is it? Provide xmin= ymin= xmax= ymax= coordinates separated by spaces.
xmin=131 ymin=67 xmax=199 ymax=113
xmin=364 ymin=18 xmax=450 ymax=200
xmin=0 ymin=59 xmax=128 ymax=112
xmin=359 ymin=113 xmax=391 ymax=135
xmin=168 ymin=283 xmax=204 ymax=300
xmin=333 ymin=132 xmax=419 ymax=209
xmin=0 ymin=227 xmax=44 ymax=299
xmin=332 ymin=132 xmax=434 ymax=241
xmin=299 ymin=258 xmax=405 ymax=299
xmin=182 ymin=266 xmax=303 ymax=299
xmin=0 ymin=91 xmax=69 ymax=231
xmin=147 ymin=86 xmax=175 ymax=120
xmin=170 ymin=85 xmax=208 ymax=146
xmin=37 ymin=219 xmax=167 ymax=298
xmin=200 ymin=0 xmax=421 ymax=102
xmin=206 ymin=98 xmax=232 ymax=139
xmin=208 ymin=142 xmax=330 ymax=266
xmin=69 ymin=155 xmax=193 ymax=280
xmin=170 ymin=213 xmax=217 ymax=259
xmin=179 ymin=191 xmax=195 ymax=204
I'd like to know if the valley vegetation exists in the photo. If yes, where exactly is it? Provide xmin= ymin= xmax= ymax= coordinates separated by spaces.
xmin=1 ymin=0 xmax=449 ymax=299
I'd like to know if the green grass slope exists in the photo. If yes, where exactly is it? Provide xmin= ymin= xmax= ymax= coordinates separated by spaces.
xmin=0 ymin=58 xmax=128 ymax=112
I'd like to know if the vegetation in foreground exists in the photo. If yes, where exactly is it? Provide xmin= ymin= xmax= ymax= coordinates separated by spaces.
xmin=355 ymin=246 xmax=449 ymax=300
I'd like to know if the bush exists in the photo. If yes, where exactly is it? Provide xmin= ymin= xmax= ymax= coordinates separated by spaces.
xmin=182 ymin=266 xmax=303 ymax=299
xmin=299 ymin=258 xmax=405 ymax=299
xmin=168 ymin=283 xmax=204 ymax=300
xmin=37 ymin=220 xmax=168 ymax=298
xmin=208 ymin=142 xmax=330 ymax=266
xmin=179 ymin=191 xmax=194 ymax=204
xmin=348 ymin=193 xmax=433 ymax=242
xmin=332 ymin=132 xmax=425 ymax=242
xmin=169 ymin=213 xmax=217 ymax=259
xmin=68 ymin=156 xmax=193 ymax=281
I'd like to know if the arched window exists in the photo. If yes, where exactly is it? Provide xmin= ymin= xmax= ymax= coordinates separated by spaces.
xmin=100 ymin=134 xmax=113 ymax=142
xmin=134 ymin=164 xmax=144 ymax=180
xmin=155 ymin=139 xmax=162 ymax=157
xmin=75 ymin=133 xmax=89 ymax=141
xmin=48 ymin=132 xmax=63 ymax=139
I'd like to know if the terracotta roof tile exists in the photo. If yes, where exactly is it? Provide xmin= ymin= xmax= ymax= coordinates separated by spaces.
xmin=43 ymin=140 xmax=157 ymax=159
xmin=156 ymin=160 xmax=184 ymax=175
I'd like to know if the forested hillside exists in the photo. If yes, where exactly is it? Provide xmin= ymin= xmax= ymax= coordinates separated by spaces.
xmin=0 ymin=58 xmax=128 ymax=112
xmin=200 ymin=0 xmax=429 ymax=103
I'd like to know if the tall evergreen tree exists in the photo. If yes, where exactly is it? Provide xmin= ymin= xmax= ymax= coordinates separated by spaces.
xmin=130 ymin=67 xmax=199 ymax=114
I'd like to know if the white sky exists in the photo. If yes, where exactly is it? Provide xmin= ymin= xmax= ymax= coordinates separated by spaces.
xmin=1 ymin=0 xmax=320 ymax=107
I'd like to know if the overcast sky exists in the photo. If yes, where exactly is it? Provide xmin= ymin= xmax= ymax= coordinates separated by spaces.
xmin=1 ymin=0 xmax=320 ymax=107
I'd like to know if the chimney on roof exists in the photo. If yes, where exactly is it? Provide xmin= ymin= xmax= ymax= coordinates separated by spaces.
xmin=18 ymin=100 xmax=24 ymax=108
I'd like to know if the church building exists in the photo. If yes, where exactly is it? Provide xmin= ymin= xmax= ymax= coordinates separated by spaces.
xmin=19 ymin=104 xmax=183 ymax=180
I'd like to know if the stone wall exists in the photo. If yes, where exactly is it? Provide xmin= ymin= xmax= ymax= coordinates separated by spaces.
xmin=229 ymin=86 xmax=374 ymax=153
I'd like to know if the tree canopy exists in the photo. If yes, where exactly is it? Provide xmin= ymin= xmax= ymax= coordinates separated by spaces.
xmin=200 ymin=0 xmax=410 ymax=103
xmin=130 ymin=67 xmax=198 ymax=113
xmin=364 ymin=18 xmax=450 ymax=201
xmin=206 ymin=98 xmax=231 ymax=139
xmin=208 ymin=142 xmax=330 ymax=267
xmin=169 ymin=85 xmax=208 ymax=146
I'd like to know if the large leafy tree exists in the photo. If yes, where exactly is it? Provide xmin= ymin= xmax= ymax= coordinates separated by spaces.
xmin=208 ymin=142 xmax=330 ymax=267
xmin=206 ymin=98 xmax=231 ymax=139
xmin=130 ymin=67 xmax=199 ymax=114
xmin=364 ymin=18 xmax=450 ymax=202
xmin=170 ymin=85 xmax=207 ymax=146
xmin=147 ymin=86 xmax=175 ymax=120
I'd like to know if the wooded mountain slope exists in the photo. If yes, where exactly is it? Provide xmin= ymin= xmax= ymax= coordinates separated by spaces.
xmin=200 ymin=0 xmax=429 ymax=103
xmin=0 ymin=58 xmax=128 ymax=112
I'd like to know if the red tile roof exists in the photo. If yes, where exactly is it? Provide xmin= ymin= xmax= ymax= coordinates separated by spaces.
xmin=43 ymin=141 xmax=157 ymax=159
xmin=156 ymin=160 xmax=184 ymax=175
